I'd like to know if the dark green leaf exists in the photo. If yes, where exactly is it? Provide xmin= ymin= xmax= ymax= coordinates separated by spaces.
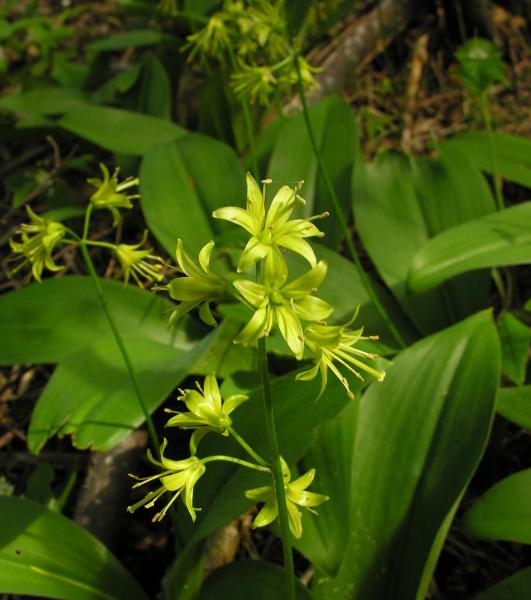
xmin=140 ymin=134 xmax=245 ymax=255
xmin=463 ymin=469 xmax=531 ymax=544
xmin=472 ymin=567 xmax=531 ymax=600
xmin=353 ymin=147 xmax=495 ymax=334
xmin=498 ymin=313 xmax=531 ymax=385
xmin=138 ymin=53 xmax=172 ymax=119
xmin=268 ymin=96 xmax=357 ymax=248
xmin=441 ymin=132 xmax=531 ymax=188
xmin=199 ymin=560 xmax=313 ymax=599
xmin=311 ymin=311 xmax=500 ymax=599
xmin=408 ymin=202 xmax=531 ymax=293
xmin=497 ymin=386 xmax=531 ymax=429
xmin=59 ymin=105 xmax=185 ymax=155
xmin=0 ymin=87 xmax=88 ymax=115
xmin=88 ymin=30 xmax=167 ymax=53
xmin=0 ymin=497 xmax=148 ymax=600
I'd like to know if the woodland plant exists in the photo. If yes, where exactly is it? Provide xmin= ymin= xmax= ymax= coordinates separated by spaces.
xmin=8 ymin=168 xmax=385 ymax=599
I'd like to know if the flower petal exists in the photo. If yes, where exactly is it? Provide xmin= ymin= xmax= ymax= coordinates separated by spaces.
xmin=223 ymin=394 xmax=249 ymax=415
xmin=275 ymin=235 xmax=316 ymax=266
xmin=265 ymin=185 xmax=297 ymax=229
xmin=212 ymin=206 xmax=256 ymax=235
xmin=294 ymin=295 xmax=333 ymax=321
xmin=235 ymin=306 xmax=272 ymax=344
xmin=246 ymin=172 xmax=265 ymax=226
xmin=198 ymin=240 xmax=215 ymax=272
xmin=275 ymin=305 xmax=304 ymax=359
xmin=286 ymin=499 xmax=303 ymax=538
xmin=245 ymin=485 xmax=272 ymax=502
xmin=204 ymin=374 xmax=222 ymax=412
xmin=233 ymin=279 xmax=268 ymax=307
xmin=252 ymin=500 xmax=278 ymax=529
xmin=238 ymin=237 xmax=270 ymax=273
xmin=289 ymin=468 xmax=315 ymax=492
xmin=282 ymin=260 xmax=328 ymax=299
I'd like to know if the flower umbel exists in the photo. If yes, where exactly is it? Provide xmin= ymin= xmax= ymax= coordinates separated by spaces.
xmin=165 ymin=374 xmax=249 ymax=448
xmin=245 ymin=457 xmax=328 ymax=539
xmin=9 ymin=205 xmax=66 ymax=281
xmin=114 ymin=231 xmax=164 ymax=288
xmin=87 ymin=163 xmax=139 ymax=226
xmin=234 ymin=260 xmax=332 ymax=359
xmin=297 ymin=309 xmax=386 ymax=399
xmin=213 ymin=173 xmax=327 ymax=278
xmin=163 ymin=240 xmax=226 ymax=326
xmin=127 ymin=438 xmax=205 ymax=523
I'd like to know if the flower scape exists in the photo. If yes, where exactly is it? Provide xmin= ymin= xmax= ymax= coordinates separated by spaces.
xmin=9 ymin=167 xmax=385 ymax=539
xmin=127 ymin=173 xmax=386 ymax=537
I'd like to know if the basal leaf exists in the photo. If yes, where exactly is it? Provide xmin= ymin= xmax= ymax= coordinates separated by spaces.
xmin=0 ymin=497 xmax=148 ymax=600
xmin=408 ymin=202 xmax=531 ymax=293
xmin=497 ymin=386 xmax=531 ymax=429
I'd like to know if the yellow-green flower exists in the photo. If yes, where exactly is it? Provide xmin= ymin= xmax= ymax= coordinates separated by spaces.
xmin=184 ymin=13 xmax=230 ymax=63
xmin=231 ymin=62 xmax=277 ymax=105
xmin=163 ymin=239 xmax=226 ymax=326
xmin=166 ymin=374 xmax=248 ymax=446
xmin=9 ymin=206 xmax=66 ymax=282
xmin=245 ymin=457 xmax=328 ymax=539
xmin=87 ymin=164 xmax=139 ymax=226
xmin=127 ymin=438 xmax=205 ymax=523
xmin=296 ymin=311 xmax=385 ymax=399
xmin=213 ymin=173 xmax=326 ymax=278
xmin=233 ymin=260 xmax=332 ymax=359
xmin=114 ymin=231 xmax=164 ymax=288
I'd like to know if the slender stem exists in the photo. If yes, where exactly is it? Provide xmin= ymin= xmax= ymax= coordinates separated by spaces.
xmin=84 ymin=239 xmax=117 ymax=250
xmin=202 ymin=455 xmax=270 ymax=472
xmin=291 ymin=49 xmax=406 ymax=349
xmin=226 ymin=44 xmax=260 ymax=178
xmin=257 ymin=336 xmax=296 ymax=600
xmin=79 ymin=207 xmax=159 ymax=455
xmin=480 ymin=93 xmax=504 ymax=210
xmin=227 ymin=425 xmax=268 ymax=466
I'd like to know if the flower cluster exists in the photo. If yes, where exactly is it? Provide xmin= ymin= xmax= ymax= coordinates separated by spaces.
xmin=9 ymin=164 xmax=163 ymax=290
xmin=164 ymin=173 xmax=385 ymax=398
xmin=181 ymin=0 xmax=320 ymax=105
xmin=128 ymin=374 xmax=327 ymax=538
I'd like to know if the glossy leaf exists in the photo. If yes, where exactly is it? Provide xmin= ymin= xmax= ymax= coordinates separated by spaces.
xmin=88 ymin=30 xmax=167 ymax=53
xmin=138 ymin=52 xmax=171 ymax=119
xmin=497 ymin=386 xmax=531 ymax=429
xmin=0 ymin=276 xmax=189 ymax=365
xmin=140 ymin=134 xmax=245 ymax=255
xmin=353 ymin=147 xmax=495 ymax=334
xmin=498 ymin=313 xmax=531 ymax=385
xmin=59 ymin=105 xmax=185 ymax=155
xmin=199 ymin=560 xmax=313 ymax=599
xmin=441 ymin=131 xmax=531 ymax=188
xmin=472 ymin=567 xmax=531 ymax=600
xmin=408 ymin=202 xmax=531 ymax=293
xmin=0 ymin=496 xmax=148 ymax=600
xmin=463 ymin=469 xmax=531 ymax=544
xmin=309 ymin=311 xmax=500 ymax=599
xmin=28 ymin=333 xmax=215 ymax=452
xmin=268 ymin=95 xmax=357 ymax=248
xmin=0 ymin=87 xmax=88 ymax=115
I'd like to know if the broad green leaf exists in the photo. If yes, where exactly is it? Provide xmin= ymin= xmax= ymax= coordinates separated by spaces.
xmin=472 ymin=567 xmax=531 ymax=600
xmin=268 ymin=96 xmax=358 ymax=248
xmin=408 ymin=202 xmax=531 ymax=293
xmin=311 ymin=310 xmax=500 ymax=599
xmin=0 ymin=277 xmax=191 ymax=365
xmin=199 ymin=560 xmax=313 ymax=599
xmin=59 ymin=105 xmax=185 ymax=155
xmin=138 ymin=53 xmax=171 ymax=119
xmin=463 ymin=469 xmax=531 ymax=544
xmin=140 ymin=134 xmax=245 ymax=255
xmin=497 ymin=386 xmax=531 ymax=429
xmin=498 ymin=313 xmax=531 ymax=385
xmin=28 ymin=333 xmax=215 ymax=452
xmin=441 ymin=131 xmax=531 ymax=188
xmin=353 ymin=147 xmax=495 ymax=334
xmin=0 ymin=87 xmax=88 ymax=115
xmin=88 ymin=30 xmax=167 ymax=53
xmin=0 ymin=497 xmax=148 ymax=600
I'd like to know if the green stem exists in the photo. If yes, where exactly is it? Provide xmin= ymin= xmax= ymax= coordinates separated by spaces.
xmin=227 ymin=425 xmax=268 ymax=467
xmin=202 ymin=455 xmax=270 ymax=473
xmin=258 ymin=338 xmax=296 ymax=600
xmin=79 ymin=206 xmax=160 ymax=455
xmin=480 ymin=92 xmax=504 ymax=210
xmin=291 ymin=49 xmax=406 ymax=349
xmin=226 ymin=44 xmax=260 ymax=178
